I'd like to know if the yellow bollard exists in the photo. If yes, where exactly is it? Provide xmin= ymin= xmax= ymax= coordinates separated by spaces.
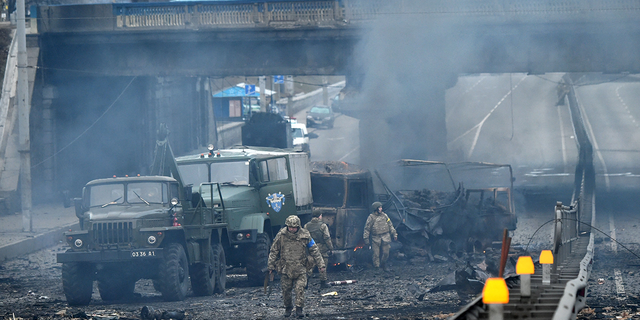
xmin=516 ymin=256 xmax=535 ymax=297
xmin=540 ymin=250 xmax=554 ymax=285
xmin=483 ymin=277 xmax=509 ymax=320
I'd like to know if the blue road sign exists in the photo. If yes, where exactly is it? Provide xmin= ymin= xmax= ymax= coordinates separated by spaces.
xmin=273 ymin=75 xmax=284 ymax=84
xmin=245 ymin=84 xmax=256 ymax=95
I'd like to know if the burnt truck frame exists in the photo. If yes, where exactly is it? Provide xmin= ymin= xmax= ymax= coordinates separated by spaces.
xmin=57 ymin=126 xmax=228 ymax=306
xmin=309 ymin=162 xmax=374 ymax=264
xmin=374 ymin=160 xmax=517 ymax=255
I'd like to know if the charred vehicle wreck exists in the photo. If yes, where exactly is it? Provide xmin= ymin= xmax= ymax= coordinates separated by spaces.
xmin=374 ymin=160 xmax=517 ymax=261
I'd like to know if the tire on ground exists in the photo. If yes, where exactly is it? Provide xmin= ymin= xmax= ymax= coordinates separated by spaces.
xmin=62 ymin=262 xmax=94 ymax=306
xmin=157 ymin=243 xmax=190 ymax=301
xmin=245 ymin=232 xmax=270 ymax=286
xmin=214 ymin=243 xmax=226 ymax=293
xmin=190 ymin=244 xmax=216 ymax=296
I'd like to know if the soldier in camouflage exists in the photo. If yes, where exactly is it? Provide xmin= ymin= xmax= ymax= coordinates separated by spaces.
xmin=363 ymin=202 xmax=397 ymax=272
xmin=268 ymin=215 xmax=326 ymax=318
xmin=304 ymin=209 xmax=334 ymax=288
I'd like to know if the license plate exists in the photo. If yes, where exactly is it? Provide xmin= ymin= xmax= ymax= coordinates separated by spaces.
xmin=131 ymin=249 xmax=158 ymax=258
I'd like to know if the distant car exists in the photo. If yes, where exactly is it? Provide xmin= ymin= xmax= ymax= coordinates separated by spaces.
xmin=291 ymin=123 xmax=310 ymax=156
xmin=307 ymin=105 xmax=335 ymax=128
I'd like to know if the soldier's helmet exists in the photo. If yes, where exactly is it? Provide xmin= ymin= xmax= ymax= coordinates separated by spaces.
xmin=285 ymin=215 xmax=301 ymax=228
xmin=371 ymin=201 xmax=383 ymax=212
xmin=312 ymin=209 xmax=322 ymax=218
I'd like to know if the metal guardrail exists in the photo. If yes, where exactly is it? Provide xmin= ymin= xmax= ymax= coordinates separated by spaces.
xmin=36 ymin=0 xmax=640 ymax=33
xmin=449 ymin=74 xmax=596 ymax=320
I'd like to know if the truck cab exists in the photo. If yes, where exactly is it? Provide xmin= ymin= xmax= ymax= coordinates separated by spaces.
xmin=309 ymin=161 xmax=373 ymax=264
xmin=175 ymin=146 xmax=313 ymax=284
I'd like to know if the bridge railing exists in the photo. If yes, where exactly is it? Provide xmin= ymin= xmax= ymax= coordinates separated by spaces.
xmin=114 ymin=1 xmax=341 ymax=29
xmin=36 ymin=0 xmax=640 ymax=33
xmin=550 ymin=74 xmax=596 ymax=320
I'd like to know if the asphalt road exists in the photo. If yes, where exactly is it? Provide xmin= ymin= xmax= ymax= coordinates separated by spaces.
xmin=574 ymin=75 xmax=640 ymax=193
xmin=446 ymin=73 xmax=578 ymax=198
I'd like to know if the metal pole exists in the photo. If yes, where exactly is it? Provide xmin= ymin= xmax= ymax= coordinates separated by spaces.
xmin=259 ymin=76 xmax=266 ymax=112
xmin=322 ymin=76 xmax=328 ymax=106
xmin=17 ymin=0 xmax=32 ymax=232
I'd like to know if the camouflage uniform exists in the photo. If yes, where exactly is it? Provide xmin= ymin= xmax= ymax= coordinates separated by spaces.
xmin=363 ymin=202 xmax=397 ymax=268
xmin=268 ymin=216 xmax=325 ymax=315
xmin=304 ymin=216 xmax=334 ymax=282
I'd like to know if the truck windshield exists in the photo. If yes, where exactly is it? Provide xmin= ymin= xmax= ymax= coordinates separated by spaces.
xmin=127 ymin=182 xmax=165 ymax=204
xmin=311 ymin=176 xmax=344 ymax=207
xmin=292 ymin=128 xmax=304 ymax=138
xmin=178 ymin=163 xmax=208 ymax=187
xmin=89 ymin=184 xmax=125 ymax=208
xmin=178 ymin=161 xmax=250 ymax=186
xmin=211 ymin=161 xmax=250 ymax=185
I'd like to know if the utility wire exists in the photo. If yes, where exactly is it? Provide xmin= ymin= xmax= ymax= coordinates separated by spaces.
xmin=31 ymin=76 xmax=138 ymax=169
xmin=523 ymin=217 xmax=640 ymax=262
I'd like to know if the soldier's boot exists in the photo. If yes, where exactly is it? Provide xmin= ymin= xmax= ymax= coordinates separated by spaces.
xmin=382 ymin=264 xmax=391 ymax=272
xmin=320 ymin=281 xmax=331 ymax=289
xmin=295 ymin=307 xmax=304 ymax=318
xmin=284 ymin=307 xmax=293 ymax=317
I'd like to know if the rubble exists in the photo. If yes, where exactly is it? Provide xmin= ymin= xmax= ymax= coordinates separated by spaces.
xmin=375 ymin=160 xmax=517 ymax=262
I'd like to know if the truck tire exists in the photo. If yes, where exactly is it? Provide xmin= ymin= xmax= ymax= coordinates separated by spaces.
xmin=245 ymin=233 xmax=270 ymax=286
xmin=157 ymin=243 xmax=189 ymax=301
xmin=98 ymin=276 xmax=135 ymax=302
xmin=214 ymin=243 xmax=226 ymax=293
xmin=190 ymin=245 xmax=216 ymax=296
xmin=61 ymin=262 xmax=94 ymax=306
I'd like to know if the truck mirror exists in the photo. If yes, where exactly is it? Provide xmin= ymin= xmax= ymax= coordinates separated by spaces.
xmin=62 ymin=190 xmax=71 ymax=208
xmin=184 ymin=185 xmax=193 ymax=201
xmin=73 ymin=198 xmax=84 ymax=220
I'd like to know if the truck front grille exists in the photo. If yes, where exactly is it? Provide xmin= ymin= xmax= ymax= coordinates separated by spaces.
xmin=92 ymin=222 xmax=134 ymax=245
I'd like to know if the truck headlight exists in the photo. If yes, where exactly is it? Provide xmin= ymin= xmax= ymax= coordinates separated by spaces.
xmin=147 ymin=236 xmax=157 ymax=245
xmin=236 ymin=233 xmax=244 ymax=241
xmin=74 ymin=239 xmax=83 ymax=248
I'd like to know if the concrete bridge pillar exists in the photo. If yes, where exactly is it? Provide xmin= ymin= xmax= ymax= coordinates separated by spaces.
xmin=31 ymin=85 xmax=56 ymax=203
xmin=358 ymin=74 xmax=457 ymax=170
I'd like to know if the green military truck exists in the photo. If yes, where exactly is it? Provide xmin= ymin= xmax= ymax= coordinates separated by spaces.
xmin=175 ymin=145 xmax=313 ymax=285
xmin=57 ymin=127 xmax=228 ymax=305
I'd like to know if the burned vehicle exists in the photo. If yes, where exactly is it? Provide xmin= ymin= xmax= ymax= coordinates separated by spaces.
xmin=374 ymin=160 xmax=517 ymax=259
xmin=309 ymin=161 xmax=373 ymax=264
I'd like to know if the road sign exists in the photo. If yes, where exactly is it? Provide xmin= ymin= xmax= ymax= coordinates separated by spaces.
xmin=285 ymin=76 xmax=294 ymax=96
xmin=273 ymin=75 xmax=284 ymax=84
xmin=245 ymin=84 xmax=256 ymax=95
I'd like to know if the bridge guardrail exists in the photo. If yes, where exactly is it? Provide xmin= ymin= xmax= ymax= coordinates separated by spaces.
xmin=36 ymin=0 xmax=640 ymax=33
xmin=550 ymin=74 xmax=595 ymax=319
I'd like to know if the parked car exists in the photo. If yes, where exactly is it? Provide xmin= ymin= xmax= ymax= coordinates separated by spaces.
xmin=306 ymin=105 xmax=335 ymax=128
xmin=291 ymin=123 xmax=310 ymax=156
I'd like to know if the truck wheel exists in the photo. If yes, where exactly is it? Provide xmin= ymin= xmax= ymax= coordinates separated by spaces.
xmin=245 ymin=233 xmax=270 ymax=286
xmin=190 ymin=245 xmax=216 ymax=296
xmin=98 ymin=276 xmax=135 ymax=302
xmin=214 ymin=243 xmax=226 ymax=293
xmin=157 ymin=243 xmax=189 ymax=301
xmin=62 ymin=262 xmax=94 ymax=306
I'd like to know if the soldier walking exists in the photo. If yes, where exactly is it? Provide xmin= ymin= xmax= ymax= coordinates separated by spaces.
xmin=304 ymin=210 xmax=334 ymax=288
xmin=268 ymin=215 xmax=326 ymax=318
xmin=363 ymin=202 xmax=397 ymax=272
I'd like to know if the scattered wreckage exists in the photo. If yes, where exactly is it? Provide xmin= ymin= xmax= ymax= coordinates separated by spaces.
xmin=310 ymin=159 xmax=518 ymax=278
xmin=375 ymin=160 xmax=517 ymax=260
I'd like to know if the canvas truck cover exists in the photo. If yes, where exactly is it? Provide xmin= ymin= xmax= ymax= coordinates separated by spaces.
xmin=289 ymin=152 xmax=313 ymax=207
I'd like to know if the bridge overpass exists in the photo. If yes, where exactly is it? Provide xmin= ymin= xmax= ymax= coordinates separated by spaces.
xmin=0 ymin=1 xmax=637 ymax=317
xmin=3 ymin=0 xmax=640 ymax=206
